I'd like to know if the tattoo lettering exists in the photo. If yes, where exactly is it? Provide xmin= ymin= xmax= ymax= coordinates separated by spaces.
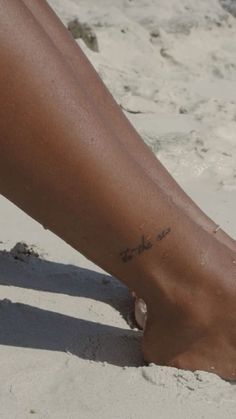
xmin=119 ymin=248 xmax=133 ymax=263
xmin=120 ymin=235 xmax=153 ymax=263
xmin=156 ymin=227 xmax=171 ymax=241
xmin=120 ymin=227 xmax=171 ymax=263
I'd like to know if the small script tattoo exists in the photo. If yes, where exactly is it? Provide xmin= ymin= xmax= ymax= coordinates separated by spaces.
xmin=156 ymin=227 xmax=171 ymax=241
xmin=120 ymin=235 xmax=153 ymax=263
xmin=120 ymin=227 xmax=171 ymax=263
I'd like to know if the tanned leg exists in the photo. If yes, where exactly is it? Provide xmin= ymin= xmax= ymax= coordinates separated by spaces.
xmin=21 ymin=0 xmax=236 ymax=329
xmin=20 ymin=0 xmax=235 ymax=252
xmin=0 ymin=0 xmax=236 ymax=380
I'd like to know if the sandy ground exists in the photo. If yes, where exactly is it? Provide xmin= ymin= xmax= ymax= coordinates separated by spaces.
xmin=1 ymin=0 xmax=236 ymax=418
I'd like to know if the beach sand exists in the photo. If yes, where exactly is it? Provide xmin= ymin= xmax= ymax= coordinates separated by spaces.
xmin=0 ymin=0 xmax=236 ymax=417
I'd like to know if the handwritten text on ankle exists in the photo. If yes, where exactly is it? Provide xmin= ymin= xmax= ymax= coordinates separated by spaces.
xmin=120 ymin=227 xmax=171 ymax=263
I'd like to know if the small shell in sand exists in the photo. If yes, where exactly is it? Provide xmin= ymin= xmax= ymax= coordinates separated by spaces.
xmin=134 ymin=296 xmax=147 ymax=330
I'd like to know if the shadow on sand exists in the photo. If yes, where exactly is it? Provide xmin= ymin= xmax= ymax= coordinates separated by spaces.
xmin=0 ymin=250 xmax=143 ymax=367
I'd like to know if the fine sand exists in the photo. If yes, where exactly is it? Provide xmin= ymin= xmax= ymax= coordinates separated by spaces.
xmin=1 ymin=0 xmax=236 ymax=418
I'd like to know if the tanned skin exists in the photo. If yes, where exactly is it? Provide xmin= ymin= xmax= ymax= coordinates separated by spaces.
xmin=21 ymin=0 xmax=236 ymax=253
xmin=0 ymin=0 xmax=236 ymax=380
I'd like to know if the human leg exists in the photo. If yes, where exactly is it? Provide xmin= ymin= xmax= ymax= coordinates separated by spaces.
xmin=0 ymin=0 xmax=236 ymax=380
xmin=20 ymin=0 xmax=235 ymax=251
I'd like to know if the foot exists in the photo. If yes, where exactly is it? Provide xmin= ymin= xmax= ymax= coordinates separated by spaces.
xmin=140 ymin=232 xmax=236 ymax=380
xmin=134 ymin=227 xmax=236 ymax=331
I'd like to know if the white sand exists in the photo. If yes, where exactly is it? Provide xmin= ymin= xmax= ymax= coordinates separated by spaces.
xmin=1 ymin=0 xmax=236 ymax=417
